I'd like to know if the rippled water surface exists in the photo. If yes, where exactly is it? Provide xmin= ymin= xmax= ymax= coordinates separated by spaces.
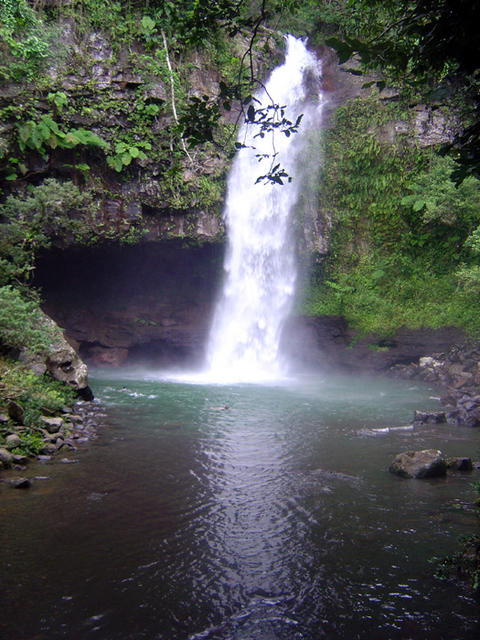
xmin=1 ymin=371 xmax=480 ymax=639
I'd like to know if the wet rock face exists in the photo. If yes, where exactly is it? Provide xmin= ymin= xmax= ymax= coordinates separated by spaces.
xmin=45 ymin=334 xmax=88 ymax=390
xmin=18 ymin=311 xmax=90 ymax=393
xmin=282 ymin=316 xmax=466 ymax=372
xmin=34 ymin=240 xmax=224 ymax=368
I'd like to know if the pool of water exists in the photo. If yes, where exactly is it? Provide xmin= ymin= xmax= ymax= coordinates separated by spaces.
xmin=1 ymin=370 xmax=479 ymax=639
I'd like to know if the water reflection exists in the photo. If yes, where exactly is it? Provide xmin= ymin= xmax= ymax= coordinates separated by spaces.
xmin=195 ymin=401 xmax=302 ymax=623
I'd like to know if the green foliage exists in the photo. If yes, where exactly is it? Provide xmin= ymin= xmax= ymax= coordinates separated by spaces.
xmin=140 ymin=14 xmax=157 ymax=49
xmin=157 ymin=161 xmax=224 ymax=212
xmin=455 ymin=265 xmax=480 ymax=296
xmin=11 ymin=432 xmax=44 ymax=457
xmin=0 ymin=360 xmax=77 ymax=431
xmin=303 ymin=96 xmax=480 ymax=336
xmin=106 ymin=140 xmax=151 ymax=172
xmin=274 ymin=0 xmax=358 ymax=44
xmin=0 ymin=286 xmax=61 ymax=354
xmin=1 ymin=107 xmax=108 ymax=182
xmin=179 ymin=96 xmax=221 ymax=148
xmin=465 ymin=227 xmax=480 ymax=256
xmin=434 ymin=534 xmax=480 ymax=593
xmin=0 ymin=178 xmax=95 ymax=285
xmin=17 ymin=115 xmax=108 ymax=156
xmin=401 ymin=155 xmax=480 ymax=227
xmin=62 ymin=0 xmax=134 ymax=43
xmin=304 ymin=254 xmax=480 ymax=336
xmin=323 ymin=0 xmax=480 ymax=180
xmin=47 ymin=90 xmax=68 ymax=112
xmin=0 ymin=0 xmax=51 ymax=81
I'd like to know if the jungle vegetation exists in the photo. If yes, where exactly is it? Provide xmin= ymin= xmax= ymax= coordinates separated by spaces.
xmin=0 ymin=0 xmax=480 ymax=342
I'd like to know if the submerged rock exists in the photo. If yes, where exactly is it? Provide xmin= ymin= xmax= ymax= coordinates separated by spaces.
xmin=389 ymin=449 xmax=447 ymax=479
xmin=447 ymin=457 xmax=474 ymax=472
xmin=12 ymin=477 xmax=31 ymax=489
xmin=37 ymin=455 xmax=53 ymax=462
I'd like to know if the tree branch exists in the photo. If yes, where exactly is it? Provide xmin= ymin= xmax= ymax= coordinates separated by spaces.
xmin=160 ymin=28 xmax=193 ymax=164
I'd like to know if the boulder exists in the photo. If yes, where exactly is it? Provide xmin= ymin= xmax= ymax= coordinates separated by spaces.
xmin=389 ymin=449 xmax=447 ymax=479
xmin=40 ymin=442 xmax=57 ymax=455
xmin=463 ymin=414 xmax=480 ymax=428
xmin=447 ymin=457 xmax=473 ymax=471
xmin=413 ymin=410 xmax=446 ymax=424
xmin=419 ymin=356 xmax=441 ymax=369
xmin=7 ymin=400 xmax=24 ymax=424
xmin=63 ymin=413 xmax=83 ymax=423
xmin=37 ymin=455 xmax=52 ymax=462
xmin=45 ymin=335 xmax=88 ymax=390
xmin=12 ymin=477 xmax=31 ymax=489
xmin=0 ymin=447 xmax=13 ymax=466
xmin=5 ymin=433 xmax=21 ymax=449
xmin=19 ymin=310 xmax=92 ymax=397
xmin=41 ymin=416 xmax=64 ymax=433
xmin=12 ymin=454 xmax=29 ymax=465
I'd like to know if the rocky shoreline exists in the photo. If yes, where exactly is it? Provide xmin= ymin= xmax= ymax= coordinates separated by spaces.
xmin=0 ymin=398 xmax=106 ymax=490
xmin=389 ymin=341 xmax=480 ymax=428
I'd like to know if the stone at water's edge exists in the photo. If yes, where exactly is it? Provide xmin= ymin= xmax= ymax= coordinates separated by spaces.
xmin=447 ymin=457 xmax=474 ymax=472
xmin=5 ymin=434 xmax=21 ymax=449
xmin=413 ymin=410 xmax=447 ymax=424
xmin=41 ymin=416 xmax=65 ymax=434
xmin=19 ymin=310 xmax=93 ymax=399
xmin=389 ymin=449 xmax=447 ymax=479
xmin=0 ymin=448 xmax=13 ymax=467
xmin=391 ymin=343 xmax=480 ymax=428
xmin=12 ymin=477 xmax=31 ymax=489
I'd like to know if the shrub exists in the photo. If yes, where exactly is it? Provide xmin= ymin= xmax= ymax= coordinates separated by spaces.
xmin=0 ymin=286 xmax=60 ymax=354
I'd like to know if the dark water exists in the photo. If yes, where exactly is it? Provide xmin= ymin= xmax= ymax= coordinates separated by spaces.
xmin=1 ymin=370 xmax=479 ymax=639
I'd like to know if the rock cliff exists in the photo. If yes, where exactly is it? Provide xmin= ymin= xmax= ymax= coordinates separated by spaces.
xmin=1 ymin=12 xmax=464 ymax=370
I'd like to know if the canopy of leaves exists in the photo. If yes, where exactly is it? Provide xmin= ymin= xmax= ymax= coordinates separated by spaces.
xmin=325 ymin=0 xmax=480 ymax=180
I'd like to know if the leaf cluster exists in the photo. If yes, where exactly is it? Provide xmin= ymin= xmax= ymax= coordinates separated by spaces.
xmin=17 ymin=115 xmax=107 ymax=154
xmin=401 ymin=155 xmax=480 ymax=228
xmin=0 ymin=0 xmax=52 ymax=81
xmin=0 ymin=286 xmax=61 ymax=354
xmin=106 ymin=140 xmax=151 ymax=172
xmin=0 ymin=178 xmax=95 ymax=285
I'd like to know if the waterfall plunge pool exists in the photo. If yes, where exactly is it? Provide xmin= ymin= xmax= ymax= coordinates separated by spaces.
xmin=1 ymin=370 xmax=480 ymax=639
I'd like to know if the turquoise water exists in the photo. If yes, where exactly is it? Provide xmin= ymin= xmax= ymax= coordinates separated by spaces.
xmin=1 ymin=370 xmax=479 ymax=639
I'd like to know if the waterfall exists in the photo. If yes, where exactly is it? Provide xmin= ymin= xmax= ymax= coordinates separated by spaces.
xmin=206 ymin=35 xmax=323 ymax=383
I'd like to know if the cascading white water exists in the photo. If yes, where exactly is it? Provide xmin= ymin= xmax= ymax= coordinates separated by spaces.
xmin=206 ymin=35 xmax=323 ymax=383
